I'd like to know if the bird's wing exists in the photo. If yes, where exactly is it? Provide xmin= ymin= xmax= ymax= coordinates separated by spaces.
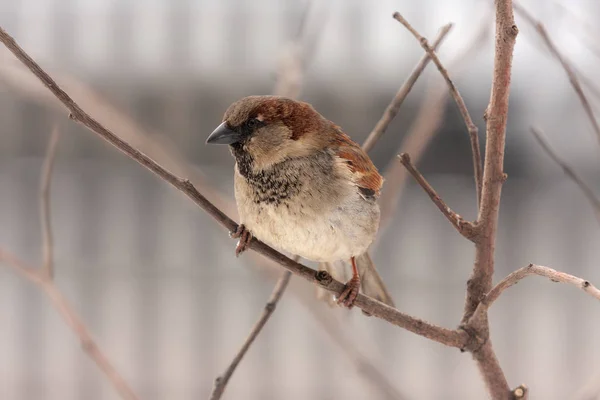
xmin=331 ymin=133 xmax=383 ymax=197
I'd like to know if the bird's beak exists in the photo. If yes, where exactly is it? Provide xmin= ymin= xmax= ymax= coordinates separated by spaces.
xmin=206 ymin=122 xmax=242 ymax=145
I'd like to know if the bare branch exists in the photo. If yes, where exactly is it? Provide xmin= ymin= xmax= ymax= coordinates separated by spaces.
xmin=470 ymin=264 xmax=600 ymax=325
xmin=362 ymin=23 xmax=453 ymax=153
xmin=531 ymin=127 xmax=600 ymax=224
xmin=377 ymin=15 xmax=492 ymax=237
xmin=0 ymin=249 xmax=139 ymax=400
xmin=40 ymin=125 xmax=60 ymax=279
xmin=209 ymin=270 xmax=292 ymax=400
xmin=514 ymin=3 xmax=600 ymax=144
xmin=393 ymin=12 xmax=483 ymax=207
xmin=398 ymin=153 xmax=477 ymax=240
xmin=461 ymin=0 xmax=518 ymax=397
xmin=462 ymin=0 xmax=518 ymax=323
xmin=0 ymin=23 xmax=469 ymax=350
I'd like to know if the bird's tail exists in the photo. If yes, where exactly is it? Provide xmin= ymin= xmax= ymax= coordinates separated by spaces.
xmin=316 ymin=252 xmax=395 ymax=307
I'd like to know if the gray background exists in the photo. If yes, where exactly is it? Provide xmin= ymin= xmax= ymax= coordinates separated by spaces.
xmin=1 ymin=0 xmax=600 ymax=399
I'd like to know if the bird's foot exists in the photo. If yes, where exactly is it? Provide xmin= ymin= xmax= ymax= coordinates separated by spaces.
xmin=230 ymin=224 xmax=252 ymax=257
xmin=336 ymin=275 xmax=360 ymax=309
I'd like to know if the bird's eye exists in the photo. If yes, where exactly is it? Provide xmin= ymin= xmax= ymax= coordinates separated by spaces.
xmin=247 ymin=118 xmax=261 ymax=129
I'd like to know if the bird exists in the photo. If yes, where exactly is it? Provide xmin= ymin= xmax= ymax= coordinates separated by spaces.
xmin=206 ymin=95 xmax=393 ymax=308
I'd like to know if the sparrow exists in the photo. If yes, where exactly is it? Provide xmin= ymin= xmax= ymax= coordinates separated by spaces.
xmin=206 ymin=95 xmax=393 ymax=308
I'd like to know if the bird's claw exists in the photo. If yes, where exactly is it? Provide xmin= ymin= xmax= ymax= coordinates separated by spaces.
xmin=336 ymin=275 xmax=360 ymax=309
xmin=230 ymin=224 xmax=252 ymax=257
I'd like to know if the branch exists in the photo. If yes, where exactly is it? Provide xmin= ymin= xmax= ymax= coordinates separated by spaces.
xmin=531 ymin=127 xmax=600 ymax=224
xmin=0 ymin=254 xmax=139 ymax=400
xmin=377 ymin=14 xmax=492 ymax=237
xmin=469 ymin=263 xmax=600 ymax=327
xmin=514 ymin=3 xmax=600 ymax=144
xmin=40 ymin=125 xmax=60 ymax=278
xmin=398 ymin=153 xmax=477 ymax=240
xmin=0 ymin=24 xmax=469 ymax=350
xmin=361 ymin=23 xmax=453 ymax=153
xmin=393 ymin=12 xmax=483 ymax=207
xmin=459 ymin=0 xmax=518 ymax=397
xmin=209 ymin=270 xmax=292 ymax=400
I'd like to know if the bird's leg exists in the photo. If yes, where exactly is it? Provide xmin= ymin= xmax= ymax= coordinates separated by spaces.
xmin=230 ymin=224 xmax=252 ymax=257
xmin=336 ymin=256 xmax=361 ymax=308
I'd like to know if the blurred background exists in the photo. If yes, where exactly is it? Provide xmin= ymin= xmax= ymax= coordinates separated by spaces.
xmin=1 ymin=0 xmax=600 ymax=399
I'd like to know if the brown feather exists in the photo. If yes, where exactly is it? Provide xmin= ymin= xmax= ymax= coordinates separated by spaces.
xmin=331 ymin=132 xmax=383 ymax=195
xmin=251 ymin=97 xmax=322 ymax=140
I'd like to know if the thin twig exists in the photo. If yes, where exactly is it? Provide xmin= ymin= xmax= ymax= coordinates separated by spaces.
xmin=361 ymin=23 xmax=453 ymax=153
xmin=460 ymin=0 xmax=518 ymax=397
xmin=531 ymin=127 xmax=600 ymax=224
xmin=0 ymin=250 xmax=139 ymax=400
xmin=0 ymin=22 xmax=469 ymax=349
xmin=398 ymin=153 xmax=477 ymax=240
xmin=469 ymin=264 xmax=600 ymax=327
xmin=393 ymin=12 xmax=483 ymax=207
xmin=514 ymin=3 xmax=600 ymax=144
xmin=209 ymin=270 xmax=293 ymax=400
xmin=377 ymin=14 xmax=492 ymax=237
xmin=40 ymin=125 xmax=60 ymax=278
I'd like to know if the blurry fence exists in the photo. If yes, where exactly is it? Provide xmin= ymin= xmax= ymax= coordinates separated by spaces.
xmin=1 ymin=163 xmax=600 ymax=399
xmin=1 ymin=1 xmax=600 ymax=399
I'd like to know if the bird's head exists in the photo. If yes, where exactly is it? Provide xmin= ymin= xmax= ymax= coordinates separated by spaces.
xmin=206 ymin=96 xmax=331 ymax=170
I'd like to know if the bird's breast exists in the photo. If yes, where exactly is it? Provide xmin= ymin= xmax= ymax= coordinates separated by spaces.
xmin=233 ymin=157 xmax=379 ymax=262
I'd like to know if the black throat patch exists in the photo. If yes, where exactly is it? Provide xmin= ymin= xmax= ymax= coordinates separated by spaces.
xmin=230 ymin=144 xmax=301 ymax=206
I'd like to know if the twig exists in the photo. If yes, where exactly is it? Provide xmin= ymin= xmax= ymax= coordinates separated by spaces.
xmin=361 ymin=23 xmax=453 ymax=153
xmin=40 ymin=125 xmax=60 ymax=278
xmin=0 ymin=22 xmax=469 ymax=349
xmin=377 ymin=14 xmax=492 ymax=237
xmin=469 ymin=264 xmax=600 ymax=327
xmin=393 ymin=12 xmax=483 ymax=207
xmin=0 ymin=250 xmax=139 ymax=400
xmin=460 ymin=0 xmax=518 ymax=397
xmin=209 ymin=270 xmax=293 ymax=400
xmin=398 ymin=153 xmax=477 ymax=240
xmin=514 ymin=3 xmax=600 ymax=144
xmin=531 ymin=127 xmax=600 ymax=224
